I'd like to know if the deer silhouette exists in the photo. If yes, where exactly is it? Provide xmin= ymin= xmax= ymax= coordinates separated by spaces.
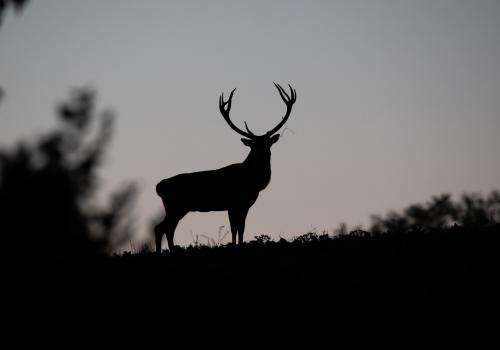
xmin=155 ymin=83 xmax=296 ymax=253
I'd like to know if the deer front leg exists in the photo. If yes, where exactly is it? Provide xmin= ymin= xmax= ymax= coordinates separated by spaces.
xmin=228 ymin=210 xmax=238 ymax=245
xmin=229 ymin=207 xmax=249 ymax=245
xmin=237 ymin=208 xmax=249 ymax=245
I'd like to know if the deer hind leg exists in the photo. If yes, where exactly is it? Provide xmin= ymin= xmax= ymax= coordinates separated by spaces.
xmin=164 ymin=211 xmax=186 ymax=252
xmin=155 ymin=218 xmax=166 ymax=254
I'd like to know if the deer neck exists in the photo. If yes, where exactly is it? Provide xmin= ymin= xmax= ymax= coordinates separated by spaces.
xmin=242 ymin=149 xmax=272 ymax=190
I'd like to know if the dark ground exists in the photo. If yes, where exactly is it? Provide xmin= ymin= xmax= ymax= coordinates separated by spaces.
xmin=5 ymin=224 xmax=500 ymax=347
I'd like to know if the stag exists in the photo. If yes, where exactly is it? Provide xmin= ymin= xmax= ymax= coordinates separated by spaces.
xmin=155 ymin=83 xmax=296 ymax=253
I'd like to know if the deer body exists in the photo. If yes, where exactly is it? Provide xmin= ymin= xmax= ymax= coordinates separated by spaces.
xmin=156 ymin=150 xmax=271 ymax=212
xmin=155 ymin=83 xmax=296 ymax=253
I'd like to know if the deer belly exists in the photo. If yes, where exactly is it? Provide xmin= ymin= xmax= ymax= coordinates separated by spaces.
xmin=183 ymin=188 xmax=258 ymax=212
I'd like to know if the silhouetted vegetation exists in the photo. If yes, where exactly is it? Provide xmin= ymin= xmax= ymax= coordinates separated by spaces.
xmin=0 ymin=88 xmax=137 ymax=260
xmin=0 ymin=0 xmax=28 ymax=26
xmin=0 ymin=0 xmax=29 ymax=102
xmin=370 ymin=191 xmax=500 ymax=234
xmin=7 ymin=223 xmax=498 ymax=346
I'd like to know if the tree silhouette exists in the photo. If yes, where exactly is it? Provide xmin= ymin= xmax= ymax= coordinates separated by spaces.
xmin=0 ymin=0 xmax=28 ymax=26
xmin=370 ymin=191 xmax=500 ymax=234
xmin=0 ymin=0 xmax=29 ymax=103
xmin=0 ymin=87 xmax=137 ymax=260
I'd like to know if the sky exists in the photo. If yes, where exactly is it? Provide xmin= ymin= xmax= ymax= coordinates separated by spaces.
xmin=1 ymin=0 xmax=499 ymax=248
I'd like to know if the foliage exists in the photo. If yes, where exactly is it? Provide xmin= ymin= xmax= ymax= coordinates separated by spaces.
xmin=370 ymin=191 xmax=500 ymax=234
xmin=0 ymin=0 xmax=29 ymax=101
xmin=0 ymin=0 xmax=28 ymax=26
xmin=252 ymin=234 xmax=272 ymax=245
xmin=6 ymin=222 xmax=499 ymax=346
xmin=0 ymin=88 xmax=137 ymax=259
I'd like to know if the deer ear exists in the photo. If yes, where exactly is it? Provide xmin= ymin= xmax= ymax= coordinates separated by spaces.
xmin=270 ymin=134 xmax=280 ymax=144
xmin=241 ymin=138 xmax=252 ymax=147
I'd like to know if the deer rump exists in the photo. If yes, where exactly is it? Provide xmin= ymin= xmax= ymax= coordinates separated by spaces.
xmin=156 ymin=163 xmax=262 ymax=213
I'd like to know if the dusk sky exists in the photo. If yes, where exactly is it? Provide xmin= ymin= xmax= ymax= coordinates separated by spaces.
xmin=1 ymin=0 xmax=499 ymax=248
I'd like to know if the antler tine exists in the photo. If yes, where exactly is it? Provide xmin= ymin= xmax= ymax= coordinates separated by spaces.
xmin=288 ymin=84 xmax=297 ymax=103
xmin=274 ymin=82 xmax=288 ymax=102
xmin=244 ymin=121 xmax=256 ymax=137
xmin=266 ymin=82 xmax=297 ymax=136
xmin=219 ymin=88 xmax=235 ymax=114
xmin=219 ymin=88 xmax=255 ymax=139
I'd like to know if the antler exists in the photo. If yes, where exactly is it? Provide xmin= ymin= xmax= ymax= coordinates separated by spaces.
xmin=219 ymin=88 xmax=256 ymax=139
xmin=265 ymin=83 xmax=297 ymax=136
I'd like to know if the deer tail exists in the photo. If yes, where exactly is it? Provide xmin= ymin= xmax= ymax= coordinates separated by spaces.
xmin=156 ymin=179 xmax=173 ymax=198
xmin=155 ymin=180 xmax=165 ymax=197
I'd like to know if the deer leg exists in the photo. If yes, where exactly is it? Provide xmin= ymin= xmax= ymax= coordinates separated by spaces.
xmin=237 ymin=208 xmax=249 ymax=245
xmin=164 ymin=212 xmax=186 ymax=252
xmin=228 ymin=210 xmax=238 ymax=245
xmin=154 ymin=218 xmax=166 ymax=254
xmin=237 ymin=217 xmax=246 ymax=245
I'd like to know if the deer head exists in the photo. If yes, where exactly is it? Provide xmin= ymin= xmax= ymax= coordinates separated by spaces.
xmin=218 ymin=83 xmax=297 ymax=155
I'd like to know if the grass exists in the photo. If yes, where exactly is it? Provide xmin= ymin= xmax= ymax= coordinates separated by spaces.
xmin=5 ymin=223 xmax=500 ymax=345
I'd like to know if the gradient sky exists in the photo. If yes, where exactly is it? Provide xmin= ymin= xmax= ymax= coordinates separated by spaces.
xmin=1 ymin=0 xmax=499 ymax=248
